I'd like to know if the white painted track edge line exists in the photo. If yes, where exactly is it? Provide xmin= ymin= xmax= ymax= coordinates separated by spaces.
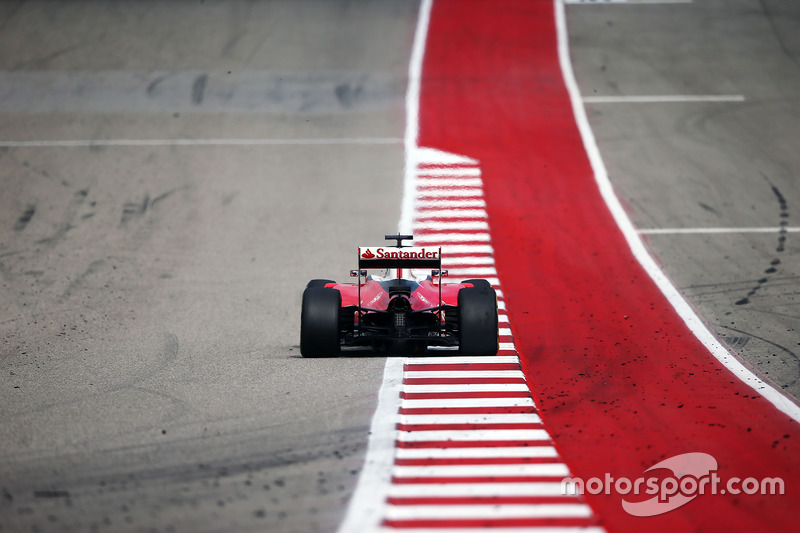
xmin=639 ymin=226 xmax=800 ymax=234
xmin=567 ymin=0 xmax=691 ymax=4
xmin=0 ymin=137 xmax=403 ymax=148
xmin=555 ymin=0 xmax=800 ymax=422
xmin=399 ymin=0 xmax=433 ymax=235
xmin=340 ymin=1 xmax=432 ymax=530
xmin=378 ymin=528 xmax=606 ymax=533
xmin=583 ymin=94 xmax=743 ymax=103
xmin=383 ymin=503 xmax=593 ymax=519
xmin=336 ymin=357 xmax=403 ymax=533
xmin=395 ymin=447 xmax=559 ymax=459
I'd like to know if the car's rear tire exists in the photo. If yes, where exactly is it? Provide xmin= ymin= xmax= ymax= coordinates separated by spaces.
xmin=307 ymin=279 xmax=336 ymax=288
xmin=462 ymin=278 xmax=492 ymax=290
xmin=301 ymin=287 xmax=341 ymax=357
xmin=458 ymin=285 xmax=498 ymax=355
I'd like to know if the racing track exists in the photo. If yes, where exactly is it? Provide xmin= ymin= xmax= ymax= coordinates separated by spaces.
xmin=0 ymin=2 xmax=418 ymax=532
xmin=2 ymin=1 xmax=799 ymax=533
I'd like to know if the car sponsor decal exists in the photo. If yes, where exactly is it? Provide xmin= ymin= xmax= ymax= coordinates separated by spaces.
xmin=358 ymin=247 xmax=440 ymax=261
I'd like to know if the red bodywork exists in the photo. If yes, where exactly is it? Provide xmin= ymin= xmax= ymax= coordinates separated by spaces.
xmin=327 ymin=279 xmax=466 ymax=311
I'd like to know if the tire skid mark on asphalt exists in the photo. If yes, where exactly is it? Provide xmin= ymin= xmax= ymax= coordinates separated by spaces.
xmin=372 ymin=149 xmax=604 ymax=532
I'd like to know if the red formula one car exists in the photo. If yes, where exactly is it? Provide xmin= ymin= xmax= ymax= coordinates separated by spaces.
xmin=300 ymin=234 xmax=498 ymax=357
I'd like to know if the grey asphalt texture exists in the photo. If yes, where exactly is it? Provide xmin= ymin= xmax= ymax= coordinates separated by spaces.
xmin=0 ymin=2 xmax=415 ymax=532
xmin=1 ymin=1 xmax=798 ymax=532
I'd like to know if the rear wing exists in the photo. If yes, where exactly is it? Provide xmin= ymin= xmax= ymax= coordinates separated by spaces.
xmin=358 ymin=246 xmax=441 ymax=269
xmin=352 ymin=235 xmax=447 ymax=319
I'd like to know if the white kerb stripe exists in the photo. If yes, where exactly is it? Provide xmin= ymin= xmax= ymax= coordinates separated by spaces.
xmin=415 ymin=209 xmax=488 ymax=219
xmin=416 ymin=146 xmax=479 ymax=165
xmin=403 ymin=383 xmax=530 ymax=393
xmin=443 ymin=256 xmax=496 ymax=265
xmin=375 ymin=526 xmax=606 ymax=533
xmin=397 ymin=429 xmax=550 ymax=442
xmin=400 ymin=398 xmax=535 ymax=408
xmin=399 ymin=413 xmax=541 ymax=425
xmin=393 ymin=463 xmax=570 ymax=478
xmin=403 ymin=370 xmax=525 ymax=379
xmin=416 ymin=234 xmax=491 ymax=243
xmin=417 ymin=198 xmax=487 ymax=208
xmin=405 ymin=355 xmax=519 ymax=364
xmin=417 ymin=178 xmax=484 ymax=188
xmin=415 ymin=220 xmax=490 ymax=230
xmin=395 ymin=446 xmax=559 ymax=459
xmin=417 ymin=167 xmax=481 ymax=177
xmin=415 ymin=188 xmax=485 ymax=198
xmin=384 ymin=504 xmax=593 ymax=519
xmin=447 ymin=267 xmax=498 ymax=276
xmin=387 ymin=481 xmax=568 ymax=497
xmin=439 ymin=244 xmax=495 ymax=254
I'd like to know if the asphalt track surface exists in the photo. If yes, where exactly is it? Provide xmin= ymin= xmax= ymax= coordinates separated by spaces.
xmin=1 ymin=1 xmax=799 ymax=533
xmin=0 ymin=2 xmax=417 ymax=532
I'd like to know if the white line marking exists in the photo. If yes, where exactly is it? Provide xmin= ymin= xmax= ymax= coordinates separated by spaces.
xmin=396 ymin=429 xmax=550 ymax=442
xmin=556 ymin=0 xmax=800 ymax=422
xmin=378 ymin=526 xmax=605 ymax=533
xmin=416 ymin=147 xmax=479 ymax=165
xmin=415 ymin=221 xmax=490 ymax=231
xmin=418 ymin=167 xmax=481 ymax=177
xmin=395 ymin=447 xmax=559 ymax=460
xmin=337 ymin=358 xmax=404 ymax=533
xmin=398 ymin=0 xmax=433 ymax=235
xmin=583 ymin=94 xmax=744 ymax=104
xmin=446 ymin=267 xmax=498 ymax=276
xmin=415 ymin=188 xmax=485 ymax=198
xmin=403 ymin=383 xmax=530 ymax=393
xmin=639 ymin=226 xmax=800 ymax=235
xmin=415 ymin=232 xmax=491 ymax=242
xmin=387 ymin=481 xmax=567 ymax=497
xmin=407 ymin=355 xmax=520 ymax=364
xmin=384 ymin=503 xmax=593 ymax=519
xmin=417 ymin=199 xmax=487 ymax=208
xmin=401 ymin=398 xmax=536 ymax=409
xmin=0 ymin=137 xmax=403 ymax=148
xmin=399 ymin=413 xmax=541 ymax=425
xmin=438 ymin=244 xmax=495 ymax=254
xmin=567 ymin=0 xmax=691 ymax=4
xmin=393 ymin=463 xmax=570 ymax=478
xmin=404 ymin=370 xmax=524 ymax=379
xmin=442 ymin=256 xmax=496 ymax=266
xmin=417 ymin=177 xmax=485 ymax=188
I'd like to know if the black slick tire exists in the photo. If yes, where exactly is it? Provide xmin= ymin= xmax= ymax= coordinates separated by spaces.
xmin=461 ymin=278 xmax=492 ymax=290
xmin=458 ymin=285 xmax=498 ymax=356
xmin=306 ymin=279 xmax=336 ymax=288
xmin=300 ymin=287 xmax=341 ymax=357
